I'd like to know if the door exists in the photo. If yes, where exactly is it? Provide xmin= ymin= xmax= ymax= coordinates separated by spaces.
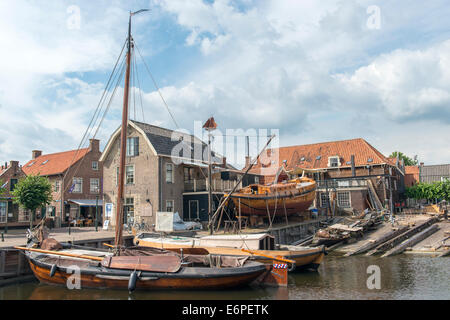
xmin=189 ymin=200 xmax=199 ymax=221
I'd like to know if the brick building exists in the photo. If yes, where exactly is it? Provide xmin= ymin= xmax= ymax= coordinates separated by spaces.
xmin=0 ymin=161 xmax=32 ymax=228
xmin=405 ymin=165 xmax=420 ymax=187
xmin=247 ymin=138 xmax=405 ymax=215
xmin=22 ymin=139 xmax=103 ymax=227
xmin=100 ymin=120 xmax=242 ymax=228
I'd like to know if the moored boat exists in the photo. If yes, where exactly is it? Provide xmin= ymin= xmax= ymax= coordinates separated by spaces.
xmin=134 ymin=233 xmax=326 ymax=272
xmin=19 ymin=237 xmax=267 ymax=291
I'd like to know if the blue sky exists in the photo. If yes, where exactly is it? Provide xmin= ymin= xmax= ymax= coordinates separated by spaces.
xmin=1 ymin=0 xmax=450 ymax=169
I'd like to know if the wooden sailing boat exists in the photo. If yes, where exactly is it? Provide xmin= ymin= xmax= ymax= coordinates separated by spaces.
xmin=16 ymin=10 xmax=270 ymax=291
xmin=226 ymin=176 xmax=317 ymax=217
xmin=135 ymin=233 xmax=326 ymax=272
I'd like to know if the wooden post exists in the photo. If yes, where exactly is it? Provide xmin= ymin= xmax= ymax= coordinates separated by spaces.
xmin=265 ymin=200 xmax=272 ymax=229
xmin=283 ymin=198 xmax=288 ymax=226
xmin=238 ymin=198 xmax=241 ymax=231
xmin=17 ymin=251 xmax=22 ymax=276
xmin=1 ymin=250 xmax=6 ymax=274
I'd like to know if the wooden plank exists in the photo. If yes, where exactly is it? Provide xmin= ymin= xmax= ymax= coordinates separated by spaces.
xmin=345 ymin=226 xmax=408 ymax=256
xmin=0 ymin=251 xmax=5 ymax=273
xmin=382 ymin=224 xmax=439 ymax=257
xmin=366 ymin=217 xmax=438 ymax=256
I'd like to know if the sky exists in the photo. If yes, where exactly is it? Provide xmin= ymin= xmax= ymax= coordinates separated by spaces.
xmin=1 ymin=0 xmax=450 ymax=169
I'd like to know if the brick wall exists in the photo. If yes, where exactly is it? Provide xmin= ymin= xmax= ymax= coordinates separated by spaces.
xmin=102 ymin=125 xmax=160 ymax=227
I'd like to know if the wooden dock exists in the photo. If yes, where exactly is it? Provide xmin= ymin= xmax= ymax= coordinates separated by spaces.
xmin=334 ymin=214 xmax=448 ymax=257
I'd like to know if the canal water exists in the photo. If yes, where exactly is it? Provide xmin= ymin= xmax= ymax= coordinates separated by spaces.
xmin=0 ymin=254 xmax=448 ymax=300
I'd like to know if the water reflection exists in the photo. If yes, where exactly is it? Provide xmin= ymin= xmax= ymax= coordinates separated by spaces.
xmin=1 ymin=255 xmax=448 ymax=300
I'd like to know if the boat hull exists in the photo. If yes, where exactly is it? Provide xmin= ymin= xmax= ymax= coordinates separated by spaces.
xmin=229 ymin=187 xmax=316 ymax=216
xmin=135 ymin=237 xmax=325 ymax=272
xmin=26 ymin=253 xmax=267 ymax=290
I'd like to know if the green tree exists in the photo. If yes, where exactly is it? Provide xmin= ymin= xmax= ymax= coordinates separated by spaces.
xmin=11 ymin=175 xmax=53 ymax=229
xmin=389 ymin=151 xmax=418 ymax=166
xmin=405 ymin=180 xmax=450 ymax=201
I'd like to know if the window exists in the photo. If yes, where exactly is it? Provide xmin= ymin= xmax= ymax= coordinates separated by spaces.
xmin=90 ymin=178 xmax=100 ymax=193
xmin=92 ymin=161 xmax=99 ymax=171
xmin=116 ymin=166 xmax=134 ymax=185
xmin=320 ymin=193 xmax=330 ymax=208
xmin=10 ymin=179 xmax=18 ymax=191
xmin=166 ymin=163 xmax=174 ymax=183
xmin=328 ymin=156 xmax=340 ymax=168
xmin=124 ymin=198 xmax=134 ymax=224
xmin=54 ymin=181 xmax=60 ymax=193
xmin=166 ymin=200 xmax=174 ymax=212
xmin=0 ymin=202 xmax=6 ymax=223
xmin=337 ymin=192 xmax=351 ymax=208
xmin=126 ymin=165 xmax=134 ymax=185
xmin=72 ymin=178 xmax=83 ymax=193
xmin=126 ymin=137 xmax=139 ymax=157
xmin=184 ymin=167 xmax=194 ymax=182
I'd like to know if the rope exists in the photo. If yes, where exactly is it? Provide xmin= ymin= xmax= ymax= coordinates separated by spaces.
xmin=61 ymin=38 xmax=127 ymax=195
xmin=134 ymin=42 xmax=180 ymax=129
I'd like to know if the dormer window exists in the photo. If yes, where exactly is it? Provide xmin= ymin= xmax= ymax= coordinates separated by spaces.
xmin=367 ymin=158 xmax=373 ymax=163
xmin=328 ymin=156 xmax=340 ymax=168
xmin=41 ymin=160 xmax=49 ymax=165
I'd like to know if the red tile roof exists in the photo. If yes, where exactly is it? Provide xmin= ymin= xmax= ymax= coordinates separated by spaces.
xmin=22 ymin=148 xmax=89 ymax=176
xmin=247 ymin=138 xmax=392 ymax=175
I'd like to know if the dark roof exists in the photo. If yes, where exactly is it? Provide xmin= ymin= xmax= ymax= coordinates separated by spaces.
xmin=131 ymin=120 xmax=224 ymax=165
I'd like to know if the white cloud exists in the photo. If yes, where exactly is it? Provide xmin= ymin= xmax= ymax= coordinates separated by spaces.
xmin=1 ymin=0 xmax=450 ymax=169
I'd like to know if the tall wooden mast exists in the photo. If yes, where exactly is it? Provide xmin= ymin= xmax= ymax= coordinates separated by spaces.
xmin=114 ymin=13 xmax=133 ymax=247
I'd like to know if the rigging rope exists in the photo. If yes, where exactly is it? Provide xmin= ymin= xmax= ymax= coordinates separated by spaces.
xmin=134 ymin=42 xmax=180 ymax=129
xmin=61 ymin=38 xmax=127 ymax=195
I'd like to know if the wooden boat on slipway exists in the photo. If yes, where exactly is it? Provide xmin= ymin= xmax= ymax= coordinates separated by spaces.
xmin=226 ymin=177 xmax=316 ymax=217
xmin=135 ymin=233 xmax=326 ymax=272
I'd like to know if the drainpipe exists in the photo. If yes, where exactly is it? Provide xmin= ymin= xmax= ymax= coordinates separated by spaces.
xmin=159 ymin=157 xmax=162 ymax=212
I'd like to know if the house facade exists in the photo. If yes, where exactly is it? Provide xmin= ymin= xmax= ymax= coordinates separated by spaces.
xmin=247 ymin=138 xmax=405 ymax=215
xmin=100 ymin=120 xmax=242 ymax=229
xmin=0 ymin=161 xmax=32 ymax=228
xmin=22 ymin=139 xmax=103 ymax=227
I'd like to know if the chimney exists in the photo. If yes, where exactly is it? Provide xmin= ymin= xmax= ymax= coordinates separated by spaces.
xmin=9 ymin=161 xmax=19 ymax=170
xmin=351 ymin=155 xmax=356 ymax=177
xmin=245 ymin=156 xmax=251 ymax=168
xmin=89 ymin=139 xmax=100 ymax=152
xmin=222 ymin=156 xmax=227 ymax=168
xmin=32 ymin=150 xmax=42 ymax=159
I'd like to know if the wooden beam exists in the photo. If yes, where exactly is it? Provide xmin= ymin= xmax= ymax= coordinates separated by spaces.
xmin=382 ymin=224 xmax=439 ymax=257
